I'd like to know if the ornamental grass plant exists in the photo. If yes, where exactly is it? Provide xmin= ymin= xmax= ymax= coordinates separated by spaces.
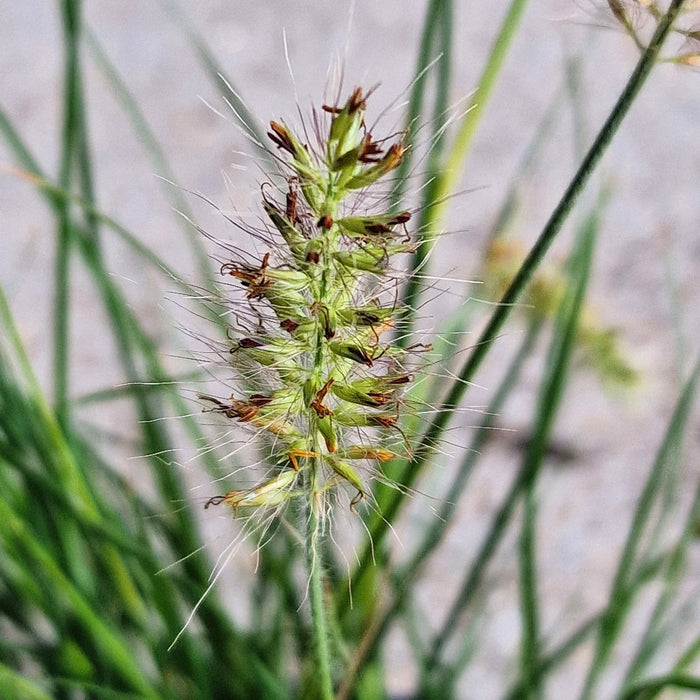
xmin=1 ymin=1 xmax=699 ymax=698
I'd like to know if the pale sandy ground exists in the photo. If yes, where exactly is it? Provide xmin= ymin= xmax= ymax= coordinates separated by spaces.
xmin=2 ymin=1 xmax=699 ymax=697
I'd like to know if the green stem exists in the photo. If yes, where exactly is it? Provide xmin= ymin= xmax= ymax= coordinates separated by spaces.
xmin=306 ymin=491 xmax=334 ymax=700
xmin=301 ymin=183 xmax=340 ymax=699
xmin=54 ymin=0 xmax=83 ymax=427
xmin=619 ymin=674 xmax=700 ymax=700
xmin=519 ymin=485 xmax=541 ymax=699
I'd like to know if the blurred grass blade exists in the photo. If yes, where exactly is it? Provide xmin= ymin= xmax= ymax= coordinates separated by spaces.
xmin=0 ymin=109 xmax=45 ymax=178
xmin=54 ymin=0 xmax=85 ymax=428
xmin=407 ymin=0 xmax=453 ymax=227
xmin=504 ymin=615 xmax=601 ymax=700
xmin=0 ymin=284 xmax=148 ymax=619
xmin=620 ymin=470 xmax=700 ymax=687
xmin=619 ymin=674 xmax=700 ymax=700
xmin=421 ymin=200 xmax=600 ymax=686
xmin=673 ymin=632 xmax=700 ymax=676
xmin=579 ymin=355 xmax=700 ymax=699
xmin=6 ymin=169 xmax=212 ymax=309
xmin=334 ymin=65 xmax=569 ymax=619
xmin=156 ymin=0 xmax=267 ymax=154
xmin=85 ymin=28 xmax=214 ymax=285
xmin=355 ymin=0 xmax=455 ymax=642
xmin=0 ymin=664 xmax=53 ymax=700
xmin=518 ymin=198 xmax=600 ymax=697
xmin=0 ymin=497 xmax=159 ymax=698
xmin=2 ymin=91 xmax=245 ymax=649
xmin=1 ymin=116 xmax=235 ymax=480
xmin=337 ymin=321 xmax=541 ymax=691
xmin=486 ymin=79 xmax=566 ymax=247
xmin=409 ymin=321 xmax=541 ymax=576
xmin=390 ymin=0 xmax=448 ymax=209
xmin=400 ymin=0 xmax=530 ymax=328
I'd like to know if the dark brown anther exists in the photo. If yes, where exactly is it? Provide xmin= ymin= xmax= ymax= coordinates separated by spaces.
xmin=322 ymin=86 xmax=369 ymax=115
xmin=268 ymin=121 xmax=295 ymax=154
xmin=286 ymin=448 xmax=317 ymax=471
xmin=387 ymin=373 xmax=413 ymax=385
xmin=237 ymin=337 xmax=265 ymax=349
xmin=405 ymin=342 xmax=433 ymax=353
xmin=347 ymin=86 xmax=367 ymax=114
xmin=317 ymin=214 xmax=333 ymax=230
xmin=344 ymin=344 xmax=374 ymax=367
xmin=371 ymin=415 xmax=397 ymax=429
xmin=360 ymin=312 xmax=381 ymax=324
xmin=204 ymin=495 xmax=227 ymax=509
xmin=359 ymin=134 xmax=383 ymax=163
xmin=312 ymin=302 xmax=335 ymax=339
xmin=199 ymin=394 xmax=247 ymax=421
xmin=315 ymin=379 xmax=333 ymax=403
xmin=285 ymin=185 xmax=298 ymax=224
xmin=232 ymin=400 xmax=261 ymax=423
xmin=390 ymin=211 xmax=411 ymax=225
xmin=225 ymin=253 xmax=273 ymax=300
xmin=280 ymin=319 xmax=300 ymax=333
xmin=197 ymin=393 xmax=228 ymax=411
xmin=311 ymin=379 xmax=334 ymax=418
xmin=367 ymin=392 xmax=391 ymax=406
xmin=249 ymin=394 xmax=274 ymax=408
xmin=364 ymin=223 xmax=391 ymax=235
xmin=311 ymin=403 xmax=333 ymax=418
xmin=607 ymin=0 xmax=629 ymax=26
xmin=306 ymin=250 xmax=320 ymax=264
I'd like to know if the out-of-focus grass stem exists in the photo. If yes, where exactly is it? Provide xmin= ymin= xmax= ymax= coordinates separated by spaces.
xmin=399 ymin=0 xmax=530 ymax=334
xmin=54 ymin=0 xmax=84 ymax=428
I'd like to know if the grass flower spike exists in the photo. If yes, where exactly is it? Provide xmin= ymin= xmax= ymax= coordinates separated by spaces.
xmin=200 ymin=87 xmax=422 ymax=697
xmin=204 ymin=87 xmax=418 ymax=522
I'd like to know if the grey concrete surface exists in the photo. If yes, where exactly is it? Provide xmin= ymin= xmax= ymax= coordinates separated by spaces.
xmin=1 ymin=1 xmax=699 ymax=697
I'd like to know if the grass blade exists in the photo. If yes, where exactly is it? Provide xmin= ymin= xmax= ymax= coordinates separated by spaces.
xmin=399 ymin=0 xmax=531 ymax=327
xmin=390 ymin=0 xmax=448 ymax=209
xmin=619 ymin=674 xmax=700 ymax=700
xmin=517 ymin=199 xmax=600 ymax=698
xmin=579 ymin=356 xmax=700 ymax=698
xmin=85 ymin=28 xmax=214 ymax=285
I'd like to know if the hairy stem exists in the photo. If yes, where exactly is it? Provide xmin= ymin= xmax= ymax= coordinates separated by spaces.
xmin=306 ymin=490 xmax=334 ymax=700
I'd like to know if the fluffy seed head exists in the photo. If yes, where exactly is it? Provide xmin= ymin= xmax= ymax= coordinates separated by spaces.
xmin=206 ymin=88 xmax=423 ymax=515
